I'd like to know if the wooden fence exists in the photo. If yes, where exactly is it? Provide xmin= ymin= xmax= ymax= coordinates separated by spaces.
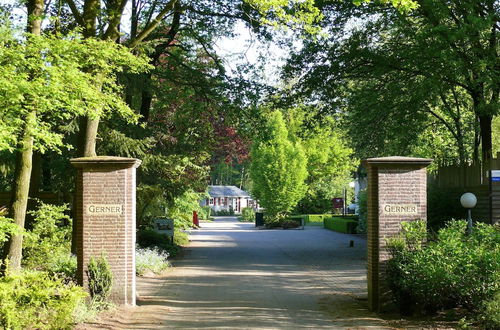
xmin=428 ymin=153 xmax=500 ymax=224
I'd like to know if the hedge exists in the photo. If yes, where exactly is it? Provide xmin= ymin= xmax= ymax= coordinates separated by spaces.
xmin=290 ymin=214 xmax=358 ymax=226
xmin=323 ymin=217 xmax=358 ymax=234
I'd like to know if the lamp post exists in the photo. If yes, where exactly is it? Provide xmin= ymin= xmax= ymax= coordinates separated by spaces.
xmin=460 ymin=192 xmax=477 ymax=235
xmin=344 ymin=181 xmax=356 ymax=216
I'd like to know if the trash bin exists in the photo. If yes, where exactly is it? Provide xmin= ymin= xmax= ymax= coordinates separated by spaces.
xmin=255 ymin=212 xmax=264 ymax=227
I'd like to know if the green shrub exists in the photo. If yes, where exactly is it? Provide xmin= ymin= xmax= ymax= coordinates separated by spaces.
xmin=198 ymin=206 xmax=212 ymax=220
xmin=136 ymin=246 xmax=170 ymax=276
xmin=87 ymin=255 xmax=112 ymax=304
xmin=264 ymin=213 xmax=288 ymax=228
xmin=23 ymin=202 xmax=72 ymax=272
xmin=306 ymin=214 xmax=325 ymax=223
xmin=0 ymin=269 xmax=86 ymax=329
xmin=214 ymin=208 xmax=235 ymax=216
xmin=387 ymin=220 xmax=500 ymax=318
xmin=239 ymin=207 xmax=255 ymax=222
xmin=282 ymin=219 xmax=301 ymax=229
xmin=0 ymin=213 xmax=21 ymax=248
xmin=356 ymin=190 xmax=367 ymax=234
xmin=324 ymin=217 xmax=358 ymax=234
xmin=137 ymin=229 xmax=179 ymax=256
xmin=480 ymin=292 xmax=500 ymax=329
xmin=49 ymin=253 xmax=77 ymax=283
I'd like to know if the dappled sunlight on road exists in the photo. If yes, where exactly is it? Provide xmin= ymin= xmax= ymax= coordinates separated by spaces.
xmin=79 ymin=216 xmax=395 ymax=329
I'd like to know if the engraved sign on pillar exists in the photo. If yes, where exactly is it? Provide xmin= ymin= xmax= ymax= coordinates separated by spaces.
xmin=71 ymin=156 xmax=141 ymax=306
xmin=363 ymin=156 xmax=431 ymax=313
xmin=86 ymin=204 xmax=124 ymax=215
xmin=381 ymin=204 xmax=418 ymax=215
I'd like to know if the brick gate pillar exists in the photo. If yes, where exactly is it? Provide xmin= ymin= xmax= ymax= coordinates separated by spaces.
xmin=363 ymin=156 xmax=432 ymax=312
xmin=71 ymin=156 xmax=141 ymax=305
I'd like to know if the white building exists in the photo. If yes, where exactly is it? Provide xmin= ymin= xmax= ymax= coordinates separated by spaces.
xmin=200 ymin=185 xmax=258 ymax=214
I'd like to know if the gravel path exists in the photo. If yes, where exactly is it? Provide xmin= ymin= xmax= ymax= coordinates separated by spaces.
xmin=80 ymin=216 xmax=393 ymax=329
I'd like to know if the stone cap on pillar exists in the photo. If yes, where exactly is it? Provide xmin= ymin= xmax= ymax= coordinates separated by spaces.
xmin=363 ymin=156 xmax=432 ymax=168
xmin=70 ymin=156 xmax=142 ymax=170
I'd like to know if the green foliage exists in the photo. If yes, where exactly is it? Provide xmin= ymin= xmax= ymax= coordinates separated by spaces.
xmin=282 ymin=0 xmax=498 ymax=164
xmin=427 ymin=186 xmax=467 ymax=231
xmin=198 ymin=206 xmax=212 ymax=220
xmin=136 ymin=184 xmax=169 ymax=228
xmin=87 ymin=255 xmax=112 ymax=304
xmin=480 ymin=292 xmax=500 ymax=329
xmin=244 ymin=0 xmax=418 ymax=36
xmin=356 ymin=190 xmax=367 ymax=234
xmin=137 ymin=229 xmax=179 ymax=257
xmin=0 ymin=27 xmax=150 ymax=153
xmin=214 ymin=209 xmax=235 ymax=216
xmin=0 ymin=269 xmax=86 ymax=329
xmin=239 ymin=207 xmax=255 ymax=222
xmin=23 ymin=202 xmax=72 ymax=272
xmin=281 ymin=219 xmax=301 ymax=229
xmin=324 ymin=217 xmax=358 ymax=234
xmin=250 ymin=110 xmax=308 ymax=218
xmin=493 ymin=116 xmax=500 ymax=156
xmin=387 ymin=220 xmax=500 ymax=318
xmin=0 ymin=215 xmax=21 ymax=247
xmin=263 ymin=213 xmax=289 ymax=228
xmin=135 ymin=246 xmax=170 ymax=276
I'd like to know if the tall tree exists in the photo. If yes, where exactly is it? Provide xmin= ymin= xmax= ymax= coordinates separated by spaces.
xmin=250 ymin=110 xmax=308 ymax=218
xmin=3 ymin=0 xmax=44 ymax=272
xmin=281 ymin=0 xmax=498 ymax=164
xmin=0 ymin=27 xmax=149 ymax=271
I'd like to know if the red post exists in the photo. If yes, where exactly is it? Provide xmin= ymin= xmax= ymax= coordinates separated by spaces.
xmin=192 ymin=210 xmax=199 ymax=228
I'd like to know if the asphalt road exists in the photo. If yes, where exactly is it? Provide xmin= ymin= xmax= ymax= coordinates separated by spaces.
xmin=82 ymin=216 xmax=391 ymax=329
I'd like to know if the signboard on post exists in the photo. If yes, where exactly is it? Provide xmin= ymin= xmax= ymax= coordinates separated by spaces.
xmin=332 ymin=198 xmax=344 ymax=209
xmin=154 ymin=218 xmax=174 ymax=243
xmin=491 ymin=170 xmax=500 ymax=182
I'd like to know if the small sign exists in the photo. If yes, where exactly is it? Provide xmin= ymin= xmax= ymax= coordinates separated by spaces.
xmin=332 ymin=198 xmax=344 ymax=209
xmin=86 ymin=204 xmax=123 ymax=215
xmin=492 ymin=170 xmax=500 ymax=182
xmin=382 ymin=204 xmax=418 ymax=215
xmin=154 ymin=218 xmax=174 ymax=237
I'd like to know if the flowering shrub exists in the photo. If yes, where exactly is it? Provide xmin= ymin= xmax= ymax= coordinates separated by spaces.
xmin=136 ymin=246 xmax=170 ymax=276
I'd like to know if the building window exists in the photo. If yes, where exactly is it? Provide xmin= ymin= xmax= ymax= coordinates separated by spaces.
xmin=209 ymin=198 xmax=214 ymax=205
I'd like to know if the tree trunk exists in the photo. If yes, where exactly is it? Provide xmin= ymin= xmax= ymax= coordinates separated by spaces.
xmin=83 ymin=117 xmax=99 ymax=157
xmin=3 ymin=0 xmax=43 ymax=273
xmin=139 ymin=87 xmax=153 ymax=123
xmin=479 ymin=114 xmax=493 ymax=165
xmin=4 ymin=111 xmax=36 ymax=272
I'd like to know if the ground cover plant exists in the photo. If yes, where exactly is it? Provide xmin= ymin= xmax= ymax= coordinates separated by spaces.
xmin=239 ymin=207 xmax=255 ymax=222
xmin=0 ymin=268 xmax=86 ymax=329
xmin=386 ymin=220 xmax=500 ymax=328
xmin=136 ymin=246 xmax=170 ymax=276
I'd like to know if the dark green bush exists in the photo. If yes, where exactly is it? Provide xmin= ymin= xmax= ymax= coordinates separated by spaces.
xmin=387 ymin=220 xmax=500 ymax=319
xmin=264 ymin=213 xmax=287 ymax=228
xmin=282 ymin=219 xmax=301 ymax=229
xmin=324 ymin=217 xmax=358 ymax=234
xmin=294 ymin=193 xmax=332 ymax=214
xmin=87 ymin=255 xmax=112 ymax=304
xmin=356 ymin=190 xmax=367 ymax=234
xmin=137 ymin=229 xmax=179 ymax=256
xmin=427 ymin=185 xmax=467 ymax=231
xmin=0 ymin=269 xmax=86 ymax=329
xmin=239 ymin=207 xmax=255 ymax=222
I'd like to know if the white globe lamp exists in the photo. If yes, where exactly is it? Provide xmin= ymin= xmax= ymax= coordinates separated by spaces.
xmin=460 ymin=192 xmax=477 ymax=234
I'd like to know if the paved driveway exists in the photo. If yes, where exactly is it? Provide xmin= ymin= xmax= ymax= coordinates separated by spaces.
xmin=82 ymin=216 xmax=390 ymax=329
